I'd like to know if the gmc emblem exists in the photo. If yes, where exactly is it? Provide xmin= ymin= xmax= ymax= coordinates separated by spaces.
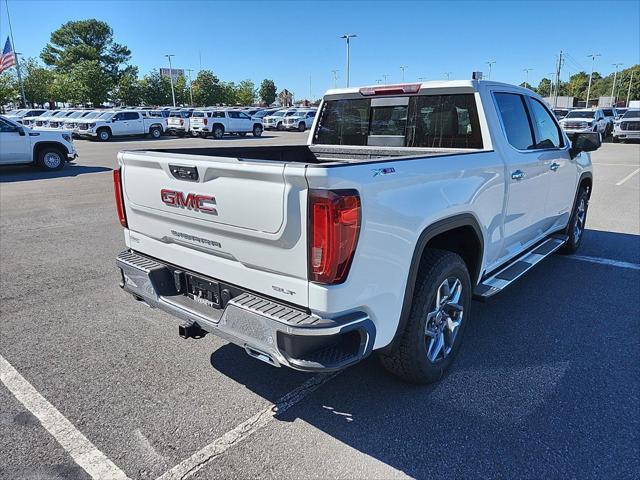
xmin=160 ymin=189 xmax=217 ymax=215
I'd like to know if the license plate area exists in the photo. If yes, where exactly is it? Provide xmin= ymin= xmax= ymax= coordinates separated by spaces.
xmin=185 ymin=273 xmax=221 ymax=308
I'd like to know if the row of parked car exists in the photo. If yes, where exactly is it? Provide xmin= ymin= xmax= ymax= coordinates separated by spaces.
xmin=552 ymin=106 xmax=640 ymax=141
xmin=2 ymin=105 xmax=318 ymax=142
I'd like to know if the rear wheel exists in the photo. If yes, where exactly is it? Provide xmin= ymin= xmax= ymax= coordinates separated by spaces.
xmin=149 ymin=127 xmax=162 ymax=139
xmin=559 ymin=187 xmax=589 ymax=254
xmin=277 ymin=121 xmax=284 ymax=131
xmin=298 ymin=122 xmax=306 ymax=132
xmin=37 ymin=147 xmax=65 ymax=171
xmin=212 ymin=125 xmax=224 ymax=139
xmin=379 ymin=249 xmax=471 ymax=384
xmin=252 ymin=124 xmax=263 ymax=137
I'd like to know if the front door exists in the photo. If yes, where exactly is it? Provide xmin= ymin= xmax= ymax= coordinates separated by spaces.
xmin=0 ymin=118 xmax=30 ymax=163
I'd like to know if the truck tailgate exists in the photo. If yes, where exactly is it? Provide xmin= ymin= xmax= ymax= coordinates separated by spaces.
xmin=118 ymin=150 xmax=310 ymax=305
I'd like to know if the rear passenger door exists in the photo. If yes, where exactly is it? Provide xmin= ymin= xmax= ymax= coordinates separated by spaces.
xmin=125 ymin=112 xmax=144 ymax=134
xmin=493 ymin=92 xmax=553 ymax=259
xmin=524 ymin=96 xmax=575 ymax=232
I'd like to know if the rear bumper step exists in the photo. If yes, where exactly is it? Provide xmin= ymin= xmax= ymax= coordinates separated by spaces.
xmin=116 ymin=250 xmax=375 ymax=372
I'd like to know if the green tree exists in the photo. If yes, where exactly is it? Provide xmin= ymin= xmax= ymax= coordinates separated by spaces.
xmin=140 ymin=70 xmax=173 ymax=106
xmin=536 ymin=77 xmax=552 ymax=97
xmin=566 ymin=72 xmax=589 ymax=99
xmin=21 ymin=58 xmax=55 ymax=106
xmin=173 ymin=75 xmax=189 ymax=105
xmin=50 ymin=71 xmax=74 ymax=104
xmin=0 ymin=71 xmax=19 ymax=109
xmin=236 ymin=79 xmax=256 ymax=106
xmin=113 ymin=70 xmax=142 ymax=106
xmin=192 ymin=70 xmax=224 ymax=106
xmin=41 ymin=19 xmax=131 ymax=81
xmin=69 ymin=60 xmax=113 ymax=106
xmin=259 ymin=79 xmax=276 ymax=105
xmin=221 ymin=81 xmax=238 ymax=105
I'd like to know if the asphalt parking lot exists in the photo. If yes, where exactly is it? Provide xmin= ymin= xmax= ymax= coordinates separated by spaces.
xmin=1 ymin=133 xmax=638 ymax=479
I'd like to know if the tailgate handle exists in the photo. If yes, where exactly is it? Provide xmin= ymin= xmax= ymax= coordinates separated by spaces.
xmin=169 ymin=165 xmax=199 ymax=182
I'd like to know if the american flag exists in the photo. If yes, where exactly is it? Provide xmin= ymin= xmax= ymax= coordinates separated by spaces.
xmin=0 ymin=37 xmax=17 ymax=74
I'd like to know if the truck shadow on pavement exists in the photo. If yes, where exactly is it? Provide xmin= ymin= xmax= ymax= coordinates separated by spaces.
xmin=0 ymin=163 xmax=112 ymax=183
xmin=210 ymin=229 xmax=639 ymax=478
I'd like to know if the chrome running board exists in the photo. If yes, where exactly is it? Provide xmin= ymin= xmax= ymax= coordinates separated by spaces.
xmin=473 ymin=234 xmax=567 ymax=300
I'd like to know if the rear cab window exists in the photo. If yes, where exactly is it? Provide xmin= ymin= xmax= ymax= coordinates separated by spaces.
xmin=314 ymin=93 xmax=483 ymax=148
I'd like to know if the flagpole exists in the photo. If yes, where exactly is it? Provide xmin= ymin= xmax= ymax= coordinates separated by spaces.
xmin=4 ymin=0 xmax=26 ymax=107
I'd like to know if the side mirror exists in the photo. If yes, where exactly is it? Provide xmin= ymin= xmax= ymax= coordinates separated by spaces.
xmin=112 ymin=118 xmax=117 ymax=123
xmin=17 ymin=127 xmax=25 ymax=136
xmin=569 ymin=132 xmax=601 ymax=158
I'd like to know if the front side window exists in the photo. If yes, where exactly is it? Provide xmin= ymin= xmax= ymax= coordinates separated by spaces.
xmin=527 ymin=98 xmax=563 ymax=148
xmin=494 ymin=92 xmax=535 ymax=150
xmin=124 ymin=112 xmax=140 ymax=120
xmin=0 ymin=118 xmax=18 ymax=132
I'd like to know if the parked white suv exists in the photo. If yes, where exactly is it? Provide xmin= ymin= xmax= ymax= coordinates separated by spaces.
xmin=263 ymin=109 xmax=299 ymax=130
xmin=76 ymin=110 xmax=166 ymax=141
xmin=0 ymin=115 xmax=77 ymax=170
xmin=114 ymin=80 xmax=599 ymax=384
xmin=283 ymin=109 xmax=317 ymax=131
xmin=189 ymin=109 xmax=263 ymax=139
xmin=559 ymin=109 xmax=608 ymax=135
xmin=5 ymin=109 xmax=47 ymax=124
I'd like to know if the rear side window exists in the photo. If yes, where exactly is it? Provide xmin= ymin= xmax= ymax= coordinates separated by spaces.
xmin=494 ymin=93 xmax=535 ymax=150
xmin=123 ymin=112 xmax=140 ymax=120
xmin=212 ymin=111 xmax=225 ymax=118
xmin=527 ymin=98 xmax=563 ymax=148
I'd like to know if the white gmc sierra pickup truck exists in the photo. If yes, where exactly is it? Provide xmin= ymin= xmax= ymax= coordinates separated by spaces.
xmin=114 ymin=80 xmax=600 ymax=383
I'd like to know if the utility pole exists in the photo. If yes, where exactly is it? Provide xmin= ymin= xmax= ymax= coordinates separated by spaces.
xmin=5 ymin=0 xmax=26 ymax=107
xmin=611 ymin=63 xmax=623 ymax=106
xmin=485 ymin=61 xmax=496 ymax=80
xmin=444 ymin=72 xmax=452 ymax=81
xmin=523 ymin=68 xmax=533 ymax=89
xmin=164 ymin=54 xmax=176 ymax=107
xmin=553 ymin=50 xmax=563 ymax=108
xmin=626 ymin=70 xmax=634 ymax=107
xmin=185 ymin=68 xmax=194 ymax=106
xmin=399 ymin=65 xmax=407 ymax=82
xmin=585 ymin=53 xmax=601 ymax=109
xmin=382 ymin=74 xmax=390 ymax=84
xmin=309 ymin=74 xmax=312 ymax=100
xmin=331 ymin=70 xmax=339 ymax=89
xmin=339 ymin=34 xmax=357 ymax=87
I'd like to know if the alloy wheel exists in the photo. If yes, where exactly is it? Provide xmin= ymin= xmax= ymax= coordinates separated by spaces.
xmin=425 ymin=277 xmax=464 ymax=363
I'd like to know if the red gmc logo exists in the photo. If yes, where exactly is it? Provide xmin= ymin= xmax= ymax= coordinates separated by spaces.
xmin=160 ymin=189 xmax=217 ymax=214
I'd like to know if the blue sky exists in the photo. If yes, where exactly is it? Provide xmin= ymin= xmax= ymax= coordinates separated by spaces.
xmin=1 ymin=0 xmax=639 ymax=99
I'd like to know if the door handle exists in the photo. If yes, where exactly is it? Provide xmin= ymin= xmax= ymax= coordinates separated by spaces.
xmin=550 ymin=162 xmax=560 ymax=171
xmin=511 ymin=170 xmax=526 ymax=181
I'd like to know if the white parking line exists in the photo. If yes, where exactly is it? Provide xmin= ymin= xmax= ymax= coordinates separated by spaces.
xmin=0 ymin=354 xmax=129 ymax=480
xmin=157 ymin=372 xmax=340 ymax=480
xmin=616 ymin=167 xmax=640 ymax=186
xmin=568 ymin=254 xmax=640 ymax=270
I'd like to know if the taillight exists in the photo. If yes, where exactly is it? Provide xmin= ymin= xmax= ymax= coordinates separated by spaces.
xmin=113 ymin=168 xmax=127 ymax=228
xmin=180 ymin=119 xmax=184 ymax=126
xmin=204 ymin=118 xmax=208 ymax=125
xmin=308 ymin=189 xmax=361 ymax=284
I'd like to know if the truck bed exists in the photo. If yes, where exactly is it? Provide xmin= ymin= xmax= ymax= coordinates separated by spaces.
xmin=144 ymin=144 xmax=477 ymax=165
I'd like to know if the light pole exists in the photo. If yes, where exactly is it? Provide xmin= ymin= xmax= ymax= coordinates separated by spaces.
xmin=486 ymin=61 xmax=496 ymax=80
xmin=164 ymin=54 xmax=176 ymax=107
xmin=14 ymin=52 xmax=27 ymax=107
xmin=626 ymin=70 xmax=634 ymax=107
xmin=523 ymin=68 xmax=533 ymax=89
xmin=185 ymin=68 xmax=194 ymax=106
xmin=339 ymin=34 xmax=357 ymax=87
xmin=585 ymin=53 xmax=601 ymax=109
xmin=382 ymin=74 xmax=390 ymax=84
xmin=611 ymin=63 xmax=623 ymax=106
xmin=331 ymin=70 xmax=339 ymax=89
xmin=444 ymin=72 xmax=452 ymax=81
xmin=400 ymin=65 xmax=407 ymax=82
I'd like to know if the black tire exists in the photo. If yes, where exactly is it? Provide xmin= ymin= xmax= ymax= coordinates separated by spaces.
xmin=298 ymin=122 xmax=306 ymax=132
xmin=277 ymin=121 xmax=284 ymax=131
xmin=379 ymin=249 xmax=471 ymax=384
xmin=97 ymin=128 xmax=111 ymax=142
xmin=252 ymin=124 xmax=263 ymax=137
xmin=212 ymin=125 xmax=224 ymax=139
xmin=36 ymin=147 xmax=65 ymax=171
xmin=149 ymin=127 xmax=162 ymax=139
xmin=559 ymin=187 xmax=589 ymax=255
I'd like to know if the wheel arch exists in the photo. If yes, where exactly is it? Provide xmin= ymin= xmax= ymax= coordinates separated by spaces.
xmin=148 ymin=123 xmax=164 ymax=133
xmin=33 ymin=141 xmax=69 ymax=162
xmin=381 ymin=213 xmax=484 ymax=353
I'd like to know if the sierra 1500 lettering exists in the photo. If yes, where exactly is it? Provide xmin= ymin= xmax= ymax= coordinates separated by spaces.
xmin=114 ymin=79 xmax=600 ymax=384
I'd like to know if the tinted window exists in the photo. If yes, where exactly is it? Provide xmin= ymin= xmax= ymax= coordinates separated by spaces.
xmin=307 ymin=111 xmax=316 ymax=118
xmin=565 ymin=111 xmax=595 ymax=119
xmin=0 ymin=118 xmax=18 ymax=132
xmin=409 ymin=94 xmax=483 ymax=148
xmin=602 ymin=109 xmax=613 ymax=116
xmin=315 ymin=99 xmax=370 ymax=146
xmin=528 ymin=98 xmax=563 ymax=148
xmin=227 ymin=111 xmax=240 ymax=118
xmin=123 ymin=112 xmax=140 ymax=120
xmin=212 ymin=111 xmax=225 ymax=118
xmin=494 ymin=93 xmax=535 ymax=150
xmin=623 ymin=110 xmax=640 ymax=118
xmin=370 ymin=105 xmax=408 ymax=136
xmin=238 ymin=112 xmax=250 ymax=119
